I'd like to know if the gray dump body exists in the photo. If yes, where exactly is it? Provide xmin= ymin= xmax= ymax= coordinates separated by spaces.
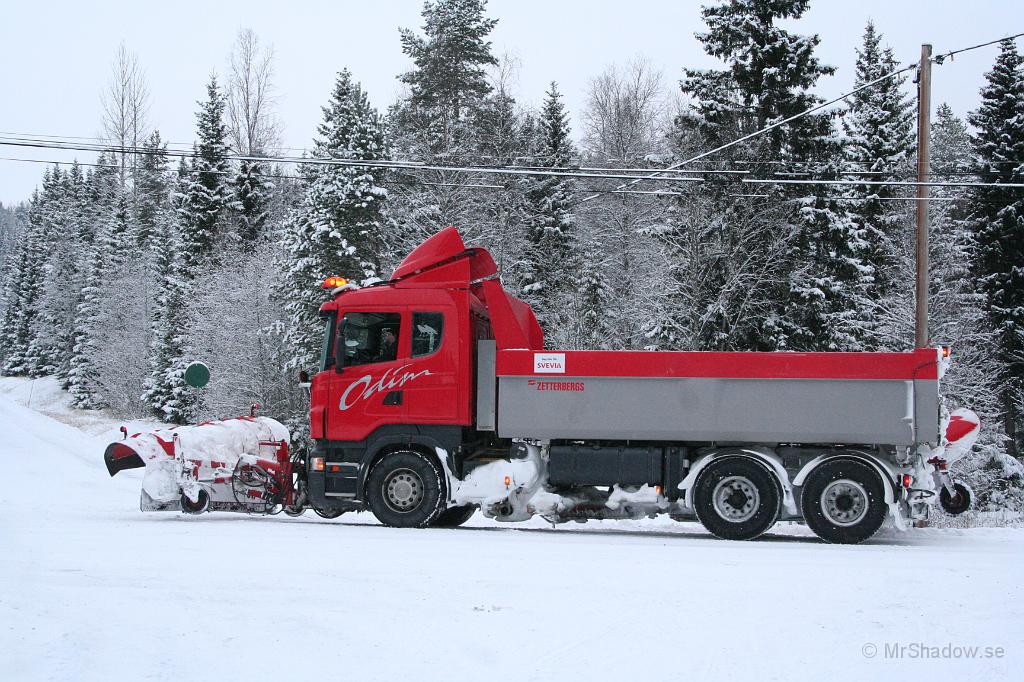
xmin=477 ymin=342 xmax=941 ymax=447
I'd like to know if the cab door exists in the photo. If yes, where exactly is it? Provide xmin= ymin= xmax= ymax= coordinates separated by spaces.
xmin=403 ymin=307 xmax=460 ymax=425
xmin=325 ymin=308 xmax=408 ymax=442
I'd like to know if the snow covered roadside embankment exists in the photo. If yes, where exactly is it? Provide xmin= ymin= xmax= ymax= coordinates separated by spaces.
xmin=0 ymin=375 xmax=161 ymax=443
xmin=0 ymin=376 xmax=1022 ymax=681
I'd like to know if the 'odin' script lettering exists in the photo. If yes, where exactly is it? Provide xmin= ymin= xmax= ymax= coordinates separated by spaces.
xmin=339 ymin=365 xmax=433 ymax=411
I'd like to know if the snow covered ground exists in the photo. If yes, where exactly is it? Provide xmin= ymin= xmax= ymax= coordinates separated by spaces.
xmin=1 ymin=377 xmax=1022 ymax=681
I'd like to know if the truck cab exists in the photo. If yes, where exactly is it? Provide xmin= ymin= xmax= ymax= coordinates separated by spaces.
xmin=305 ymin=227 xmax=540 ymax=517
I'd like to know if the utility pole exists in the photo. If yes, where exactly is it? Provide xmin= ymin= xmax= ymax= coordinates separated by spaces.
xmin=915 ymin=44 xmax=932 ymax=349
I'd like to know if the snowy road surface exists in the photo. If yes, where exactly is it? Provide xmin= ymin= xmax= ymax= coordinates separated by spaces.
xmin=1 ymin=383 xmax=1022 ymax=681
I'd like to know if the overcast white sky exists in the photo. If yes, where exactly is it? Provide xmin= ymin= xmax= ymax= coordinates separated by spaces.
xmin=1 ymin=0 xmax=1022 ymax=205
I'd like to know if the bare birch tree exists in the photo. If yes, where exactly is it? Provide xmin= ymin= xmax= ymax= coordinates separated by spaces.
xmin=101 ymin=43 xmax=150 ymax=189
xmin=226 ymin=29 xmax=280 ymax=156
xmin=582 ymin=56 xmax=668 ymax=162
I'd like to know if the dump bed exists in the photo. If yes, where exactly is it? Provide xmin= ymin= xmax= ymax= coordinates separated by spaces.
xmin=477 ymin=344 xmax=941 ymax=447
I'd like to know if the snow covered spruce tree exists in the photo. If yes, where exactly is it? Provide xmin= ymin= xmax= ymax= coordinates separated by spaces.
xmin=134 ymin=132 xmax=170 ymax=248
xmin=398 ymin=0 xmax=498 ymax=154
xmin=63 ymin=156 xmax=117 ymax=403
xmin=387 ymin=0 xmax=501 ymax=263
xmin=468 ymin=56 xmax=533 ymax=286
xmin=179 ymin=75 xmax=234 ymax=275
xmin=234 ymin=161 xmax=269 ymax=246
xmin=674 ymin=0 xmax=864 ymax=352
xmin=842 ymin=22 xmax=914 ymax=341
xmin=140 ymin=215 xmax=189 ymax=422
xmin=573 ymin=243 xmax=615 ymax=350
xmin=22 ymin=167 xmax=72 ymax=378
xmin=53 ymin=162 xmax=90 ymax=386
xmin=928 ymin=104 xmax=996 ymax=390
xmin=968 ymin=39 xmax=1024 ymax=460
xmin=67 ymin=207 xmax=116 ymax=408
xmin=0 ymin=202 xmax=28 ymax=348
xmin=144 ymin=81 xmax=233 ymax=423
xmin=0 ymin=166 xmax=86 ymax=377
xmin=0 ymin=188 xmax=47 ymax=375
xmin=280 ymin=69 xmax=389 ymax=373
xmin=67 ymin=182 xmax=139 ymax=408
xmin=521 ymin=83 xmax=579 ymax=345
xmin=781 ymin=154 xmax=872 ymax=352
xmin=918 ymin=103 xmax=1020 ymax=511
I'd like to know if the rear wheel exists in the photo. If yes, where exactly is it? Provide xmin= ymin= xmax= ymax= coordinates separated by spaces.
xmin=366 ymin=450 xmax=446 ymax=528
xmin=800 ymin=458 xmax=887 ymax=544
xmin=939 ymin=482 xmax=972 ymax=516
xmin=693 ymin=457 xmax=782 ymax=541
xmin=180 ymin=488 xmax=210 ymax=514
xmin=432 ymin=504 xmax=476 ymax=528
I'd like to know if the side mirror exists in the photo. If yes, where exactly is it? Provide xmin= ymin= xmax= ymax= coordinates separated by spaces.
xmin=298 ymin=370 xmax=310 ymax=383
xmin=334 ymin=319 xmax=348 ymax=373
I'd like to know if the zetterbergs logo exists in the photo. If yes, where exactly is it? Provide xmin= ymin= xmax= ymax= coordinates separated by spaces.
xmin=533 ymin=352 xmax=566 ymax=374
xmin=528 ymin=379 xmax=585 ymax=392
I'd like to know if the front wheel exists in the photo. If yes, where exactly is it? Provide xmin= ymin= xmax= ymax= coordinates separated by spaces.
xmin=366 ymin=450 xmax=446 ymax=528
xmin=800 ymin=458 xmax=887 ymax=544
xmin=692 ymin=457 xmax=782 ymax=541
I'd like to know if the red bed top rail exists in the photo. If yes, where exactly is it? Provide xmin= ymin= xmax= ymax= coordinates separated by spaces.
xmin=495 ymin=348 xmax=940 ymax=381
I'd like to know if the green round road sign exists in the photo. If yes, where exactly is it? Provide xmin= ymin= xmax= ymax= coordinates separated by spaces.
xmin=184 ymin=361 xmax=210 ymax=388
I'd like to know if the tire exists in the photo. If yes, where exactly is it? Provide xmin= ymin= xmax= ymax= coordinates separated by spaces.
xmin=800 ymin=458 xmax=888 ymax=544
xmin=939 ymin=482 xmax=972 ymax=516
xmin=366 ymin=450 xmax=446 ymax=528
xmin=432 ymin=504 xmax=477 ymax=528
xmin=693 ymin=457 xmax=782 ymax=541
xmin=180 ymin=488 xmax=210 ymax=514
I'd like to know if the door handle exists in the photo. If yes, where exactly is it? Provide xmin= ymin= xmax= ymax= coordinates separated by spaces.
xmin=383 ymin=390 xmax=403 ymax=406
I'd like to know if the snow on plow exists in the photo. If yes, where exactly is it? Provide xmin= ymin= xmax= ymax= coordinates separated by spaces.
xmin=104 ymin=416 xmax=303 ymax=515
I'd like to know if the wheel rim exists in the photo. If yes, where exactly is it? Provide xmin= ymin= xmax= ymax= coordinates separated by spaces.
xmin=383 ymin=468 xmax=425 ymax=513
xmin=712 ymin=475 xmax=760 ymax=523
xmin=820 ymin=479 xmax=869 ymax=527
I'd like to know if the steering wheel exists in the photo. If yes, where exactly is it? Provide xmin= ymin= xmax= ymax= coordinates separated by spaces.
xmin=349 ymin=349 xmax=373 ymax=365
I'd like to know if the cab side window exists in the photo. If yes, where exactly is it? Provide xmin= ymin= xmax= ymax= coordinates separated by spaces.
xmin=411 ymin=312 xmax=444 ymax=357
xmin=340 ymin=312 xmax=402 ymax=367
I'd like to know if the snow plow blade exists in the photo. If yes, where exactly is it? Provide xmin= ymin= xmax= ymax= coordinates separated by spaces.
xmin=104 ymin=441 xmax=144 ymax=477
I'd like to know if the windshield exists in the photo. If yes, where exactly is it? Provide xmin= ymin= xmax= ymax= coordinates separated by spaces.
xmin=319 ymin=313 xmax=336 ymax=371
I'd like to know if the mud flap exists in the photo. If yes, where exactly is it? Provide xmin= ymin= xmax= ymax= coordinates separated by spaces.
xmin=104 ymin=442 xmax=145 ymax=477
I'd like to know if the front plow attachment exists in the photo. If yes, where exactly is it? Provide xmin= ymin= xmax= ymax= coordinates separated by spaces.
xmin=101 ymin=416 xmax=300 ymax=515
xmin=104 ymin=441 xmax=145 ymax=476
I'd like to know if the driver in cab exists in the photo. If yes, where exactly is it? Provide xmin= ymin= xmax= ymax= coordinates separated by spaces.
xmin=377 ymin=329 xmax=397 ymax=362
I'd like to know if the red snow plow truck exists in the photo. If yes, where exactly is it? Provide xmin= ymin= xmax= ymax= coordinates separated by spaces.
xmin=105 ymin=227 xmax=980 ymax=544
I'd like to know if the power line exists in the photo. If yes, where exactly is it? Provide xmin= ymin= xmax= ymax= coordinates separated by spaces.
xmin=0 ymin=155 xmax=707 ymax=199
xmin=3 ymin=129 xmax=1016 ymax=183
xmin=932 ymin=31 xmax=1024 ymax=64
xmin=6 ymin=149 xmax=1024 ymax=193
xmin=743 ymin=177 xmax=1024 ymax=189
xmin=0 ymin=136 xmax=709 ymax=185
